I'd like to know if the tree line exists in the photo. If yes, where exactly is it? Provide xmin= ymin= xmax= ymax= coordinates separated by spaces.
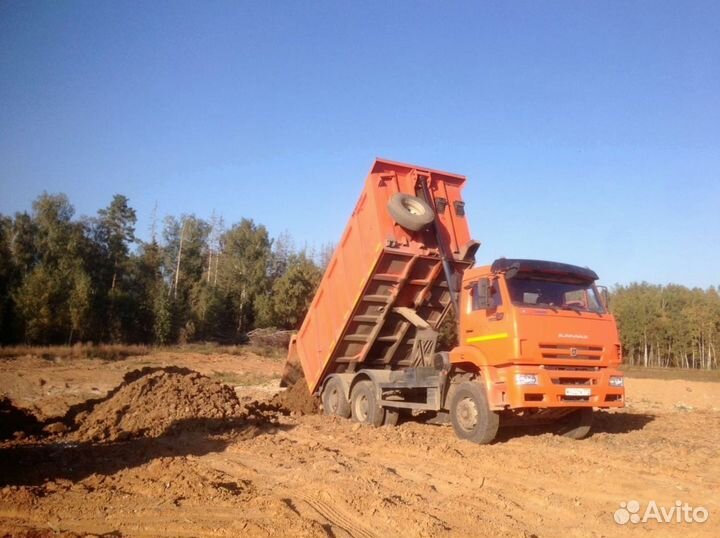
xmin=0 ymin=192 xmax=717 ymax=369
xmin=610 ymin=283 xmax=719 ymax=369
xmin=0 ymin=193 xmax=327 ymax=345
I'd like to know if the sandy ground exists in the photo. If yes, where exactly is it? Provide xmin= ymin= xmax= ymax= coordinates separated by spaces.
xmin=1 ymin=351 xmax=719 ymax=537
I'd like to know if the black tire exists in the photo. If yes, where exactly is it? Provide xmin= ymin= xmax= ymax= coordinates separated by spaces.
xmin=382 ymin=392 xmax=404 ymax=427
xmin=321 ymin=377 xmax=351 ymax=418
xmin=350 ymin=380 xmax=385 ymax=427
xmin=555 ymin=408 xmax=593 ymax=439
xmin=387 ymin=193 xmax=435 ymax=231
xmin=449 ymin=381 xmax=499 ymax=444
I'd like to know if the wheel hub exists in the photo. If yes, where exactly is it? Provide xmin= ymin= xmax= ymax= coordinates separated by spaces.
xmin=328 ymin=389 xmax=340 ymax=412
xmin=402 ymin=199 xmax=423 ymax=215
xmin=356 ymin=395 xmax=369 ymax=421
xmin=456 ymin=397 xmax=479 ymax=431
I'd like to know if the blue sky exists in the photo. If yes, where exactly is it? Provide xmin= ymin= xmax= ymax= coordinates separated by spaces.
xmin=1 ymin=1 xmax=718 ymax=288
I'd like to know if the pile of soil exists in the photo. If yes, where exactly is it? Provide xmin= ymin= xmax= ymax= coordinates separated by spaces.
xmin=270 ymin=380 xmax=320 ymax=415
xmin=2 ymin=366 xmax=305 ymax=445
xmin=71 ymin=368 xmax=245 ymax=442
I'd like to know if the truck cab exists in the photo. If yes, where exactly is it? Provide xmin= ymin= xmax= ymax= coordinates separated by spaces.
xmin=445 ymin=258 xmax=624 ymax=441
xmin=453 ymin=258 xmax=624 ymax=410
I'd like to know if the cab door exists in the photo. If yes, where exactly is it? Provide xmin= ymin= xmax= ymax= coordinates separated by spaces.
xmin=462 ymin=276 xmax=513 ymax=364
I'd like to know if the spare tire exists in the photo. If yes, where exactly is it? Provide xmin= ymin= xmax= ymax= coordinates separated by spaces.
xmin=387 ymin=193 xmax=435 ymax=231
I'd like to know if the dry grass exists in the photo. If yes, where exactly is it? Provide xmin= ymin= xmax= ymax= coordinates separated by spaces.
xmin=0 ymin=342 xmax=287 ymax=362
xmin=165 ymin=342 xmax=286 ymax=360
xmin=0 ymin=343 xmax=149 ymax=361
xmin=622 ymin=365 xmax=720 ymax=382
xmin=211 ymin=370 xmax=279 ymax=386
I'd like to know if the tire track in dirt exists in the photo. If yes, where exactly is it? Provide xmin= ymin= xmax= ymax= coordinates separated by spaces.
xmin=297 ymin=495 xmax=377 ymax=538
xmin=221 ymin=412 xmax=720 ymax=537
xmin=2 ymin=357 xmax=719 ymax=538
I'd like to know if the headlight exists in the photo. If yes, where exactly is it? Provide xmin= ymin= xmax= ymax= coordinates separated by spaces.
xmin=515 ymin=374 xmax=539 ymax=385
xmin=609 ymin=376 xmax=624 ymax=387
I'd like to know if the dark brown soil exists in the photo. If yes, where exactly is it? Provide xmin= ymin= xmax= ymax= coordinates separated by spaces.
xmin=71 ymin=368 xmax=245 ymax=442
xmin=3 ymin=366 xmax=290 ymax=447
xmin=270 ymin=380 xmax=320 ymax=415
xmin=0 ymin=398 xmax=42 ymax=440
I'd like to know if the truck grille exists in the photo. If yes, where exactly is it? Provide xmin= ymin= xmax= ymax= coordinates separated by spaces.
xmin=539 ymin=343 xmax=603 ymax=361
xmin=543 ymin=365 xmax=598 ymax=371
xmin=551 ymin=377 xmax=595 ymax=385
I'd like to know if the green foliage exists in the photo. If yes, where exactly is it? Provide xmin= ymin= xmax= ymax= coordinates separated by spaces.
xmin=152 ymin=285 xmax=172 ymax=345
xmin=13 ymin=265 xmax=68 ymax=344
xmin=611 ymin=283 xmax=720 ymax=369
xmin=256 ymin=252 xmax=322 ymax=329
xmin=217 ymin=219 xmax=272 ymax=335
xmin=96 ymin=194 xmax=137 ymax=290
xmin=0 ymin=192 xmax=326 ymax=346
xmin=68 ymin=268 xmax=93 ymax=342
xmin=10 ymin=212 xmax=37 ymax=273
xmin=0 ymin=216 xmax=16 ymax=341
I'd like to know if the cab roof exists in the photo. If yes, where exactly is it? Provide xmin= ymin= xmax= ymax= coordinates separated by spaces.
xmin=490 ymin=258 xmax=599 ymax=282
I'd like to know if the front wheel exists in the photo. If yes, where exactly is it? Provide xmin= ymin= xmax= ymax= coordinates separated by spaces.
xmin=449 ymin=381 xmax=499 ymax=444
xmin=555 ymin=408 xmax=593 ymax=439
xmin=350 ymin=380 xmax=385 ymax=427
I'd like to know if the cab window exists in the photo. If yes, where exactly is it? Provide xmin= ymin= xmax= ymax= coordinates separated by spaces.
xmin=471 ymin=280 xmax=503 ymax=310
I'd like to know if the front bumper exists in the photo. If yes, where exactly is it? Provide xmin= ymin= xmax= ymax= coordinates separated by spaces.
xmin=487 ymin=365 xmax=625 ymax=409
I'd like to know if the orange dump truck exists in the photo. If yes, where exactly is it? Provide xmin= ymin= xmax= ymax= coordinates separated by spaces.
xmin=282 ymin=158 xmax=624 ymax=443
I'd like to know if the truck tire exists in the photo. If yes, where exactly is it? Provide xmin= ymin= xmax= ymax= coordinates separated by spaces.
xmin=383 ymin=407 xmax=401 ymax=426
xmin=555 ymin=408 xmax=593 ymax=439
xmin=449 ymin=381 xmax=499 ymax=444
xmin=382 ymin=392 xmax=404 ymax=426
xmin=387 ymin=193 xmax=435 ymax=232
xmin=350 ymin=380 xmax=385 ymax=427
xmin=321 ymin=377 xmax=351 ymax=418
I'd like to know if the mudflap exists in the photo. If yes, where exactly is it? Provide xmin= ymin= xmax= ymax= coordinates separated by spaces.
xmin=280 ymin=335 xmax=304 ymax=387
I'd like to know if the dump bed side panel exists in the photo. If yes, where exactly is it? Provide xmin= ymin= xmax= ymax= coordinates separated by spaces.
xmin=294 ymin=187 xmax=383 ymax=393
xmin=295 ymin=159 xmax=472 ymax=394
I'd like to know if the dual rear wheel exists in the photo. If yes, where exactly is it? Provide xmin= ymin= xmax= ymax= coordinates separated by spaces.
xmin=322 ymin=378 xmax=400 ymax=426
xmin=342 ymin=378 xmax=501 ymax=444
xmin=321 ymin=377 xmax=350 ymax=418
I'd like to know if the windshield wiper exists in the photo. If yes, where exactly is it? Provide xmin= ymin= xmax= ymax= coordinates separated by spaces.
xmin=535 ymin=302 xmax=558 ymax=312
xmin=559 ymin=304 xmax=583 ymax=315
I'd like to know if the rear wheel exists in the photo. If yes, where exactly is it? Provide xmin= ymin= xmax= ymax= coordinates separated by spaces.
xmin=555 ymin=408 xmax=593 ymax=439
xmin=350 ymin=380 xmax=385 ymax=427
xmin=382 ymin=392 xmax=404 ymax=427
xmin=383 ymin=407 xmax=401 ymax=426
xmin=449 ymin=381 xmax=499 ymax=444
xmin=321 ymin=377 xmax=350 ymax=418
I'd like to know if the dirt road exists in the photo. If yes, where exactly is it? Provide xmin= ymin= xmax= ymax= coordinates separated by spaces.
xmin=1 ymin=351 xmax=718 ymax=537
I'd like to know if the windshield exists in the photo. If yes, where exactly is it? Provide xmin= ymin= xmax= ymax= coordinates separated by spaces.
xmin=505 ymin=275 xmax=604 ymax=313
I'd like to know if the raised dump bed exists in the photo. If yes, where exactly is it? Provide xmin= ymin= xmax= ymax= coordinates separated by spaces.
xmin=284 ymin=158 xmax=477 ymax=394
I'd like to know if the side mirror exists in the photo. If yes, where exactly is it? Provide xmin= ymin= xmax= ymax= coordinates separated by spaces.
xmin=597 ymin=285 xmax=609 ymax=310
